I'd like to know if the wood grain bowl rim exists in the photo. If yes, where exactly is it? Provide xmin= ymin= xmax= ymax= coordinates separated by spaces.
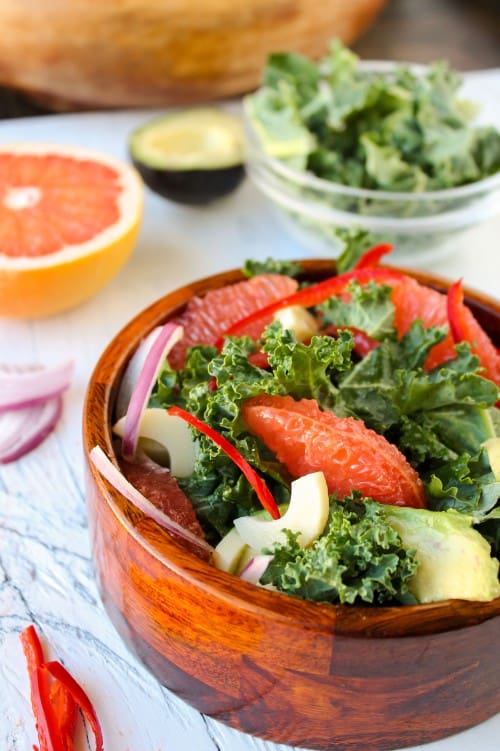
xmin=83 ymin=259 xmax=500 ymax=638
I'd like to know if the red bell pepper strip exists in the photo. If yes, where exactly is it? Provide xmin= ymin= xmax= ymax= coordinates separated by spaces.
xmin=49 ymin=680 xmax=78 ymax=751
xmin=215 ymin=266 xmax=406 ymax=349
xmin=20 ymin=625 xmax=104 ymax=751
xmin=353 ymin=243 xmax=394 ymax=269
xmin=248 ymin=350 xmax=270 ymax=369
xmin=168 ymin=404 xmax=281 ymax=520
xmin=322 ymin=325 xmax=379 ymax=358
xmin=45 ymin=661 xmax=104 ymax=751
xmin=446 ymin=278 xmax=466 ymax=343
xmin=207 ymin=376 xmax=218 ymax=391
xmin=20 ymin=625 xmax=63 ymax=751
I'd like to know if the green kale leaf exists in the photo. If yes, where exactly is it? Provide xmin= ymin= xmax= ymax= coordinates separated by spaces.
xmin=245 ymin=39 xmax=500 ymax=191
xmin=333 ymin=227 xmax=381 ymax=273
xmin=166 ymin=328 xmax=355 ymax=537
xmin=262 ymin=322 xmax=353 ymax=408
xmin=243 ymin=257 xmax=303 ymax=279
xmin=261 ymin=494 xmax=418 ymax=605
xmin=336 ymin=330 xmax=498 ymax=441
xmin=425 ymin=450 xmax=500 ymax=518
xmin=317 ymin=280 xmax=395 ymax=339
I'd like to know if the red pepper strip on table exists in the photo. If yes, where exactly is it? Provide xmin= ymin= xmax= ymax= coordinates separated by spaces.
xmin=168 ymin=404 xmax=281 ymax=520
xmin=20 ymin=625 xmax=62 ymax=751
xmin=45 ymin=661 xmax=104 ymax=751
xmin=353 ymin=243 xmax=394 ymax=269
xmin=49 ymin=680 xmax=78 ymax=751
xmin=215 ymin=266 xmax=406 ymax=349
xmin=20 ymin=624 xmax=104 ymax=751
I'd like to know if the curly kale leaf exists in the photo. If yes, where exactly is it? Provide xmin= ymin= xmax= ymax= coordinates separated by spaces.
xmin=337 ymin=330 xmax=498 ymax=445
xmin=246 ymin=40 xmax=500 ymax=190
xmin=243 ymin=257 xmax=303 ymax=279
xmin=262 ymin=322 xmax=353 ymax=409
xmin=425 ymin=450 xmax=500 ymax=519
xmin=261 ymin=495 xmax=417 ymax=605
xmin=333 ymin=228 xmax=381 ymax=274
xmin=170 ymin=328 xmax=354 ymax=538
xmin=334 ymin=327 xmax=500 ymax=520
xmin=317 ymin=280 xmax=395 ymax=339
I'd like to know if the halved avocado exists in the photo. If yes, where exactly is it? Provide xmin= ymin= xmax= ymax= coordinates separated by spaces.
xmin=129 ymin=108 xmax=245 ymax=205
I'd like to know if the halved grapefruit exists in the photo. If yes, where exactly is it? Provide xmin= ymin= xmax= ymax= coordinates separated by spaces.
xmin=0 ymin=143 xmax=143 ymax=318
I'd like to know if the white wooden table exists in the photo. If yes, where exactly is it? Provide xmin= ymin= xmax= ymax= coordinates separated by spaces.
xmin=1 ymin=71 xmax=500 ymax=751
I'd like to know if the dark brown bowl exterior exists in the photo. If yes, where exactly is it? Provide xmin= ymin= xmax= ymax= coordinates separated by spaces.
xmin=83 ymin=261 xmax=500 ymax=751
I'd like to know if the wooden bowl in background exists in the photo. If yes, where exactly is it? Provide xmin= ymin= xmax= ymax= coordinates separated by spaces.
xmin=0 ymin=0 xmax=387 ymax=110
xmin=83 ymin=261 xmax=500 ymax=751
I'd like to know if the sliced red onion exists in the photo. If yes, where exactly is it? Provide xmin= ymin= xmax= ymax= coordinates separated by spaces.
xmin=0 ymin=360 xmax=73 ymax=413
xmin=239 ymin=555 xmax=274 ymax=585
xmin=89 ymin=445 xmax=213 ymax=555
xmin=121 ymin=323 xmax=183 ymax=459
xmin=115 ymin=327 xmax=163 ymax=419
xmin=0 ymin=396 xmax=63 ymax=464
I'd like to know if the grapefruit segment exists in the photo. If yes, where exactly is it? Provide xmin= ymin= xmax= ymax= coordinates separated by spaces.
xmin=0 ymin=143 xmax=143 ymax=318
xmin=242 ymin=394 xmax=426 ymax=508
xmin=389 ymin=276 xmax=455 ymax=369
xmin=391 ymin=275 xmax=500 ymax=382
xmin=168 ymin=273 xmax=298 ymax=369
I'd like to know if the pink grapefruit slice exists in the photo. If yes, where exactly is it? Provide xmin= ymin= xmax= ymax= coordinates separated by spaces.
xmin=0 ymin=143 xmax=143 ymax=318
xmin=242 ymin=394 xmax=426 ymax=508
xmin=168 ymin=273 xmax=298 ymax=369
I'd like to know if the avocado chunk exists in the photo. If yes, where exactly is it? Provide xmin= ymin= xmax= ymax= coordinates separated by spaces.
xmin=129 ymin=107 xmax=245 ymax=204
xmin=382 ymin=506 xmax=500 ymax=603
xmin=213 ymin=526 xmax=249 ymax=574
xmin=113 ymin=408 xmax=197 ymax=478
xmin=484 ymin=437 xmax=500 ymax=480
xmin=234 ymin=471 xmax=329 ymax=551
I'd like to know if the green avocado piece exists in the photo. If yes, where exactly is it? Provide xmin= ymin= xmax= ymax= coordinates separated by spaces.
xmin=130 ymin=107 xmax=244 ymax=170
xmin=129 ymin=107 xmax=245 ymax=205
xmin=382 ymin=506 xmax=500 ymax=604
xmin=484 ymin=437 xmax=500 ymax=480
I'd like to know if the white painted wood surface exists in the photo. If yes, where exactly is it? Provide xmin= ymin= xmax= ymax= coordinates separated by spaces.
xmin=1 ymin=71 xmax=500 ymax=751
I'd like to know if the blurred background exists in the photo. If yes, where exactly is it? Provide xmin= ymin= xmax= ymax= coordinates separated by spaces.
xmin=0 ymin=0 xmax=497 ymax=120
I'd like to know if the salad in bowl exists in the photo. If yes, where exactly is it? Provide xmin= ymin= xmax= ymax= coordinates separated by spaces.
xmin=91 ymin=243 xmax=500 ymax=607
xmin=84 ymin=243 xmax=500 ymax=750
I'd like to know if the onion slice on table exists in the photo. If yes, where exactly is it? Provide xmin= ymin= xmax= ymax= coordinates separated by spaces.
xmin=89 ymin=445 xmax=213 ymax=556
xmin=0 ymin=360 xmax=73 ymax=412
xmin=0 ymin=360 xmax=73 ymax=463
xmin=121 ymin=322 xmax=183 ymax=459
xmin=0 ymin=396 xmax=63 ymax=464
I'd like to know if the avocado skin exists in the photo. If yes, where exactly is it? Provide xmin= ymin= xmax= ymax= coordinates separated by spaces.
xmin=132 ymin=160 xmax=245 ymax=205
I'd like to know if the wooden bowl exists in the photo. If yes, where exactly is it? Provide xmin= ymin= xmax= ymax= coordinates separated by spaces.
xmin=83 ymin=260 xmax=500 ymax=751
xmin=0 ymin=0 xmax=387 ymax=110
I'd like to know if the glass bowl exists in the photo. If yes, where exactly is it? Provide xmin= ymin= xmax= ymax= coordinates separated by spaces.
xmin=244 ymin=62 xmax=500 ymax=265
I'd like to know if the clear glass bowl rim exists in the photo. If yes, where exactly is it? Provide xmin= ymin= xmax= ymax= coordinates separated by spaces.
xmin=244 ymin=59 xmax=500 ymax=204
